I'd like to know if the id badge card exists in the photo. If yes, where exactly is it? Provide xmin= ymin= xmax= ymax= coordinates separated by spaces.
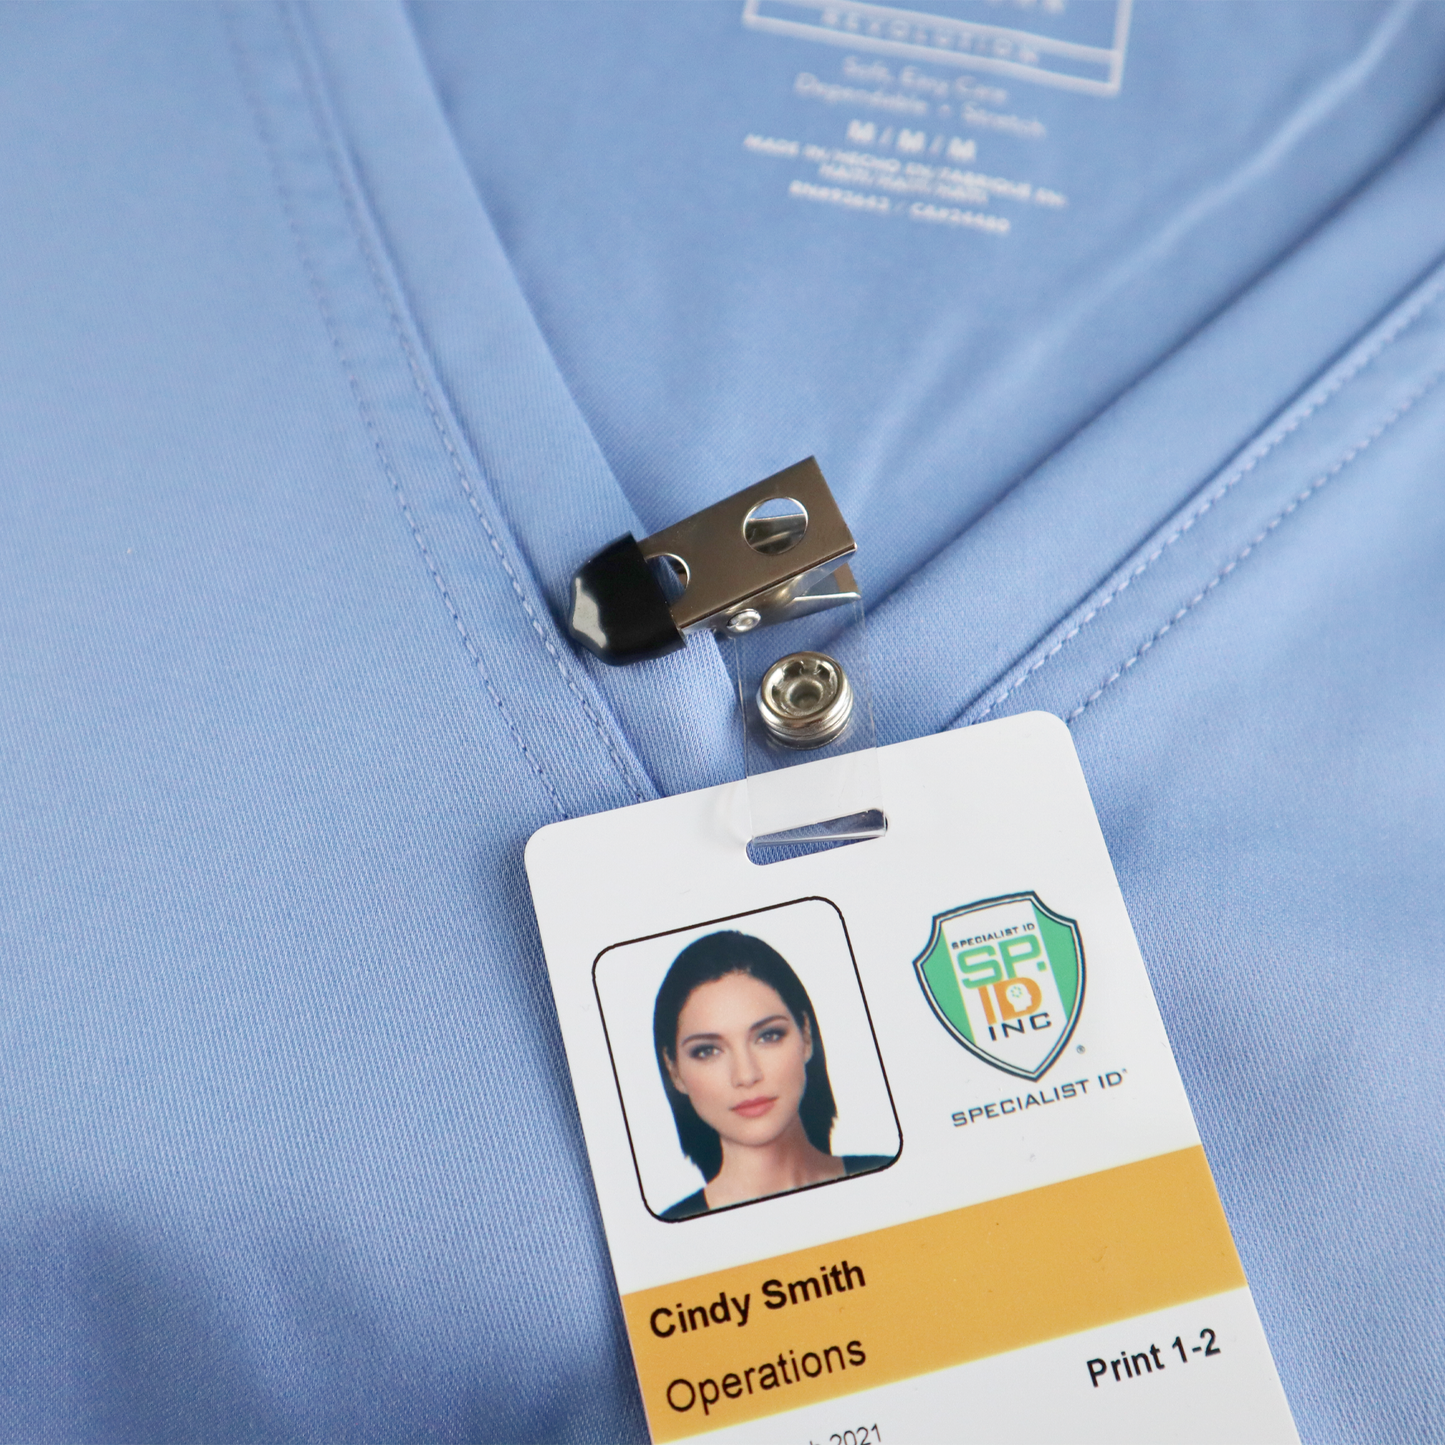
xmin=525 ymin=714 xmax=1298 ymax=1443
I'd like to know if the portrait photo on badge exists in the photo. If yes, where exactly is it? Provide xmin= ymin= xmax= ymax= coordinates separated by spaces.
xmin=593 ymin=897 xmax=901 ymax=1222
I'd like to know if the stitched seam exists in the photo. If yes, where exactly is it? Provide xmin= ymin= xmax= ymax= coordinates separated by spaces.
xmin=281 ymin=3 xmax=648 ymax=806
xmin=225 ymin=8 xmax=567 ymax=820
xmin=972 ymin=272 xmax=1445 ymax=723
xmin=1066 ymin=361 xmax=1445 ymax=723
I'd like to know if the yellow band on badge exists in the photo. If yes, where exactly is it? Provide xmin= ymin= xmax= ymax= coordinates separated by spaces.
xmin=622 ymin=1146 xmax=1245 ymax=1440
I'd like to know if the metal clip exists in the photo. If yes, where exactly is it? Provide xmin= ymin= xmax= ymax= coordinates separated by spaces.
xmin=567 ymin=458 xmax=858 ymax=665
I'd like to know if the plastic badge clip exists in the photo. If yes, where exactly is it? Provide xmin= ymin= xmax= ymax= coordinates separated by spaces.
xmin=566 ymin=458 xmax=885 ymax=849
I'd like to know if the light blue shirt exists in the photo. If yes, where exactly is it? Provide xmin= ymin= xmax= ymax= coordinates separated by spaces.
xmin=2 ymin=3 xmax=1442 ymax=1438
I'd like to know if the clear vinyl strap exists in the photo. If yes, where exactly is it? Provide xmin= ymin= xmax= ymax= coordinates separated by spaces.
xmin=725 ymin=597 xmax=886 ymax=847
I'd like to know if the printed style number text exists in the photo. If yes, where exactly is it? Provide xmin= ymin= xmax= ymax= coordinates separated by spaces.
xmin=1086 ymin=1328 xmax=1221 ymax=1387
xmin=1174 ymin=1328 xmax=1221 ymax=1361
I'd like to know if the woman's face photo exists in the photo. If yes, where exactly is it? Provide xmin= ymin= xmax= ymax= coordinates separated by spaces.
xmin=666 ymin=972 xmax=813 ymax=1151
xmin=594 ymin=899 xmax=900 ymax=1219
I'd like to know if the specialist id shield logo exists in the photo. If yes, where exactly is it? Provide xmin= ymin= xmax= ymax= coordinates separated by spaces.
xmin=914 ymin=893 xmax=1084 ymax=1080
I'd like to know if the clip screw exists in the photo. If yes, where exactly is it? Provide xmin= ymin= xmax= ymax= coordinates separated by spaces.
xmin=756 ymin=651 xmax=853 ymax=748
xmin=726 ymin=609 xmax=762 ymax=635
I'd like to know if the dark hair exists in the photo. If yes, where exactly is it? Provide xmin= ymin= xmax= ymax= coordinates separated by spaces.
xmin=653 ymin=931 xmax=837 ymax=1182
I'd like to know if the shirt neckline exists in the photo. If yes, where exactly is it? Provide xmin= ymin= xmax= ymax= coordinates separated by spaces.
xmin=296 ymin=0 xmax=1445 ymax=789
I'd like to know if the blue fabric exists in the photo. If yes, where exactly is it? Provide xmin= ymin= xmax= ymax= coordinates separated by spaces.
xmin=412 ymin=0 xmax=1445 ymax=598
xmin=0 ymin=2 xmax=1442 ymax=1441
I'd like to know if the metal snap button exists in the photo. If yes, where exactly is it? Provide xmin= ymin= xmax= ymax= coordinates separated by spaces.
xmin=755 ymin=651 xmax=853 ymax=748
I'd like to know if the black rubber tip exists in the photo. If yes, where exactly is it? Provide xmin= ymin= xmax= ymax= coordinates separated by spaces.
xmin=567 ymin=534 xmax=686 ymax=666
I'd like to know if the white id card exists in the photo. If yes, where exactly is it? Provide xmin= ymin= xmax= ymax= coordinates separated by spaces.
xmin=525 ymin=714 xmax=1297 ymax=1443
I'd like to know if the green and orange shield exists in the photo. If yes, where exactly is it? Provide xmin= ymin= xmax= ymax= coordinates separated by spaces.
xmin=914 ymin=892 xmax=1084 ymax=1080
